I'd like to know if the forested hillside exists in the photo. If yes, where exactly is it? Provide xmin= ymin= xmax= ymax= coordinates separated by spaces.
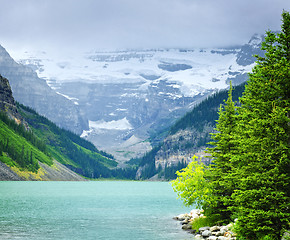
xmin=0 ymin=74 xmax=138 ymax=180
xmin=0 ymin=105 xmax=137 ymax=180
xmin=0 ymin=110 xmax=50 ymax=173
xmin=129 ymin=82 xmax=247 ymax=179
xmin=17 ymin=103 xmax=118 ymax=178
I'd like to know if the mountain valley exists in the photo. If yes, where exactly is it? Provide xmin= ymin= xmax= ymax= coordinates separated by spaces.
xmin=7 ymin=34 xmax=264 ymax=162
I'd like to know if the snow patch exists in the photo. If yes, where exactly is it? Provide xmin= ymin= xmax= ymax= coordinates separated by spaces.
xmin=56 ymin=92 xmax=79 ymax=104
xmin=89 ymin=118 xmax=133 ymax=130
xmin=80 ymin=129 xmax=93 ymax=138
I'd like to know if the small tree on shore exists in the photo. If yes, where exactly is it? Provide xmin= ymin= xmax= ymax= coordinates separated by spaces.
xmin=171 ymin=155 xmax=210 ymax=209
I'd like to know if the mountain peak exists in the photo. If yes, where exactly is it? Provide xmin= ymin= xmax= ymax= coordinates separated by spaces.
xmin=248 ymin=33 xmax=264 ymax=48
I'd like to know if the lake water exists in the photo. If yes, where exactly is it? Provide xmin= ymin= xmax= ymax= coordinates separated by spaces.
xmin=0 ymin=181 xmax=194 ymax=240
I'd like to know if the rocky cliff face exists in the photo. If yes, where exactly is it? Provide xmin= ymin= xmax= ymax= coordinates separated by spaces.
xmin=154 ymin=126 xmax=213 ymax=169
xmin=0 ymin=74 xmax=16 ymax=112
xmin=0 ymin=74 xmax=24 ymax=123
xmin=0 ymin=45 xmax=87 ymax=134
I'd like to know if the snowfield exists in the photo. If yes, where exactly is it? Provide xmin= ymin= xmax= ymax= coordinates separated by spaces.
xmin=15 ymin=47 xmax=255 ymax=98
xmin=88 ymin=118 xmax=133 ymax=131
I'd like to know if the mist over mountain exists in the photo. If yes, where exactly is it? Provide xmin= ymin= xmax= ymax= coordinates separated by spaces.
xmin=1 ymin=34 xmax=264 ymax=163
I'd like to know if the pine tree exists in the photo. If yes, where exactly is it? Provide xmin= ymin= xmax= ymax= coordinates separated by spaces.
xmin=231 ymin=11 xmax=290 ymax=240
xmin=205 ymin=82 xmax=239 ymax=224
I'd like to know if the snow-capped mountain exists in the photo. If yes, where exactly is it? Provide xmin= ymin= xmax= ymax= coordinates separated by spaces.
xmin=14 ymin=34 xmax=264 ymax=162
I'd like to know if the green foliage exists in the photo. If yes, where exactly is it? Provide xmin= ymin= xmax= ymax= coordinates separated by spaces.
xmin=0 ymin=119 xmax=49 ymax=172
xmin=17 ymin=103 xmax=119 ymax=178
xmin=230 ymin=11 xmax=290 ymax=240
xmin=191 ymin=216 xmax=212 ymax=231
xmin=205 ymin=82 xmax=239 ymax=224
xmin=171 ymin=156 xmax=211 ymax=208
xmin=0 ymin=152 xmax=16 ymax=167
xmin=0 ymin=111 xmax=47 ymax=154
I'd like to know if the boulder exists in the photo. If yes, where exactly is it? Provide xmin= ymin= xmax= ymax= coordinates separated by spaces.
xmin=224 ymin=231 xmax=234 ymax=238
xmin=199 ymin=226 xmax=210 ymax=232
xmin=208 ymin=236 xmax=218 ymax=240
xmin=194 ymin=234 xmax=203 ymax=240
xmin=210 ymin=226 xmax=220 ymax=232
xmin=181 ymin=223 xmax=192 ymax=230
xmin=214 ymin=231 xmax=223 ymax=237
xmin=181 ymin=218 xmax=189 ymax=225
xmin=217 ymin=237 xmax=227 ymax=240
xmin=191 ymin=213 xmax=200 ymax=220
xmin=190 ymin=209 xmax=203 ymax=216
xmin=202 ymin=230 xmax=212 ymax=237
xmin=219 ymin=226 xmax=228 ymax=235
xmin=176 ymin=213 xmax=190 ymax=221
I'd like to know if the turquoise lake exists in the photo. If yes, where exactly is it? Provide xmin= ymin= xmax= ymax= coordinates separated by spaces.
xmin=0 ymin=181 xmax=194 ymax=240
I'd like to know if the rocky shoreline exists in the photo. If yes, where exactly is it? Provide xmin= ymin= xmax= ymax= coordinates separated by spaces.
xmin=174 ymin=210 xmax=290 ymax=240
xmin=174 ymin=209 xmax=237 ymax=240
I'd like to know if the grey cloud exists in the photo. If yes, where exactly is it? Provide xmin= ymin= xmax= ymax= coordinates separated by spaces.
xmin=0 ymin=0 xmax=289 ymax=53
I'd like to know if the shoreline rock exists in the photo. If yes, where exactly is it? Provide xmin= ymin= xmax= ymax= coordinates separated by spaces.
xmin=174 ymin=209 xmax=237 ymax=240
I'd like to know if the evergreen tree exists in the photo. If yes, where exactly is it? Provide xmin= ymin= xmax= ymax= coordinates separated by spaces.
xmin=231 ymin=11 xmax=290 ymax=239
xmin=205 ymin=82 xmax=239 ymax=224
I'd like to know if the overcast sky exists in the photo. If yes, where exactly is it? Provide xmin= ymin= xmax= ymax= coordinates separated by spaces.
xmin=0 ymin=0 xmax=290 ymax=55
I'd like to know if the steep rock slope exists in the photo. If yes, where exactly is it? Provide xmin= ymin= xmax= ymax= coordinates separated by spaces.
xmin=0 ymin=45 xmax=87 ymax=134
xmin=0 ymin=75 xmax=86 ymax=180
xmin=0 ymin=74 xmax=16 ymax=112
xmin=0 ymin=161 xmax=22 ymax=181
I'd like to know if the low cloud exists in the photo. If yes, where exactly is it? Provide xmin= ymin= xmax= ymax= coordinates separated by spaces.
xmin=0 ymin=0 xmax=289 ymax=54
